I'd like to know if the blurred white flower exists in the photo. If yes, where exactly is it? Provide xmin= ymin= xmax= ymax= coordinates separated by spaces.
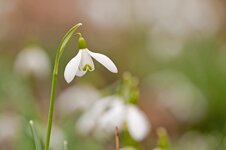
xmin=64 ymin=46 xmax=118 ymax=83
xmin=120 ymin=147 xmax=136 ymax=150
xmin=173 ymin=131 xmax=214 ymax=150
xmin=76 ymin=96 xmax=115 ymax=136
xmin=0 ymin=113 xmax=21 ymax=143
xmin=79 ymin=0 xmax=225 ymax=61
xmin=76 ymin=96 xmax=150 ymax=141
xmin=14 ymin=46 xmax=50 ymax=79
xmin=148 ymin=70 xmax=207 ymax=123
xmin=57 ymin=84 xmax=100 ymax=116
xmin=146 ymin=0 xmax=224 ymax=60
xmin=79 ymin=0 xmax=224 ymax=33
xmin=148 ymin=0 xmax=223 ymax=36
xmin=49 ymin=126 xmax=65 ymax=150
xmin=78 ymin=0 xmax=131 ymax=28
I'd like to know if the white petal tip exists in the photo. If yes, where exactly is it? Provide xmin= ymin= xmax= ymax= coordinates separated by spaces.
xmin=110 ymin=66 xmax=118 ymax=73
xmin=65 ymin=80 xmax=71 ymax=84
xmin=112 ymin=68 xmax=118 ymax=73
xmin=87 ymin=50 xmax=118 ymax=74
xmin=64 ymin=77 xmax=72 ymax=84
xmin=64 ymin=71 xmax=74 ymax=83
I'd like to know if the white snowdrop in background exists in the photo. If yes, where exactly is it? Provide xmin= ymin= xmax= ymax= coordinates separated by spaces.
xmin=0 ymin=113 xmax=21 ymax=143
xmin=14 ymin=46 xmax=50 ymax=80
xmin=76 ymin=96 xmax=150 ymax=141
xmin=57 ymin=84 xmax=101 ymax=116
xmin=148 ymin=70 xmax=207 ymax=123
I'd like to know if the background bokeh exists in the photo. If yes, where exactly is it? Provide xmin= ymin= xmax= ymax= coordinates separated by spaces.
xmin=1 ymin=0 xmax=226 ymax=150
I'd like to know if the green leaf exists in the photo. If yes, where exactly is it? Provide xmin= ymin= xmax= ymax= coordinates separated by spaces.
xmin=29 ymin=120 xmax=43 ymax=150
xmin=59 ymin=23 xmax=82 ymax=56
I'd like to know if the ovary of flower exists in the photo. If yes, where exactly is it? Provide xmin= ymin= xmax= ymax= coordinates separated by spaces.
xmin=64 ymin=48 xmax=118 ymax=83
xmin=76 ymin=96 xmax=150 ymax=141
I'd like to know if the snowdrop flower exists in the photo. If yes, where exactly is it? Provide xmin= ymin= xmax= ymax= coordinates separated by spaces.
xmin=14 ymin=46 xmax=50 ymax=79
xmin=49 ymin=126 xmax=65 ymax=150
xmin=0 ymin=113 xmax=21 ymax=144
xmin=76 ymin=96 xmax=150 ymax=141
xmin=173 ymin=131 xmax=211 ymax=150
xmin=148 ymin=70 xmax=207 ymax=123
xmin=57 ymin=84 xmax=100 ymax=116
xmin=64 ymin=35 xmax=118 ymax=83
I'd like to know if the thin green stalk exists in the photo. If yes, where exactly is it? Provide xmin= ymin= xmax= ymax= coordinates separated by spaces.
xmin=44 ymin=64 xmax=59 ymax=150
xmin=44 ymin=23 xmax=82 ymax=150
xmin=29 ymin=120 xmax=43 ymax=150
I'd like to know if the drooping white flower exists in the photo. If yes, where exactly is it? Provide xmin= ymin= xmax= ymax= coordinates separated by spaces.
xmin=76 ymin=96 xmax=118 ymax=136
xmin=64 ymin=36 xmax=118 ymax=83
xmin=57 ymin=84 xmax=100 ymax=116
xmin=76 ymin=96 xmax=150 ymax=141
xmin=0 ymin=113 xmax=21 ymax=145
xmin=14 ymin=46 xmax=50 ymax=79
xmin=148 ymin=70 xmax=207 ymax=123
xmin=49 ymin=126 xmax=65 ymax=150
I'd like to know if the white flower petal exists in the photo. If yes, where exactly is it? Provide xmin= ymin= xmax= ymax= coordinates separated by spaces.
xmin=64 ymin=50 xmax=82 ymax=83
xmin=76 ymin=96 xmax=115 ymax=135
xmin=76 ymin=110 xmax=97 ymax=135
xmin=97 ymin=100 xmax=125 ymax=134
xmin=79 ymin=49 xmax=95 ymax=71
xmin=126 ymin=105 xmax=150 ymax=141
xmin=50 ymin=126 xmax=65 ymax=150
xmin=87 ymin=50 xmax=118 ymax=73
xmin=57 ymin=84 xmax=100 ymax=115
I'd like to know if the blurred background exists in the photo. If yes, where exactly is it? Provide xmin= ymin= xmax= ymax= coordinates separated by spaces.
xmin=1 ymin=0 xmax=226 ymax=149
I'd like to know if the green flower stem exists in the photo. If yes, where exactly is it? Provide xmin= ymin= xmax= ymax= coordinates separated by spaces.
xmin=44 ymin=66 xmax=58 ymax=150
xmin=44 ymin=23 xmax=82 ymax=150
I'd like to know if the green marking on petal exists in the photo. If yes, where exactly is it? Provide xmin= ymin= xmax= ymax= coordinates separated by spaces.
xmin=83 ymin=64 xmax=92 ymax=71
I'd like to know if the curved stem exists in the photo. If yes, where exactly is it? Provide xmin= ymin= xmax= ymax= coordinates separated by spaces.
xmin=74 ymin=32 xmax=82 ymax=37
xmin=45 ymin=52 xmax=60 ymax=150
xmin=44 ymin=23 xmax=82 ymax=150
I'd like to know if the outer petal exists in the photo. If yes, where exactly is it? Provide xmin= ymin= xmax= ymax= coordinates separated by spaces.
xmin=87 ymin=50 xmax=118 ymax=73
xmin=97 ymin=99 xmax=125 ymax=134
xmin=64 ymin=50 xmax=82 ymax=83
xmin=76 ymin=96 xmax=116 ymax=135
xmin=126 ymin=105 xmax=150 ymax=141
